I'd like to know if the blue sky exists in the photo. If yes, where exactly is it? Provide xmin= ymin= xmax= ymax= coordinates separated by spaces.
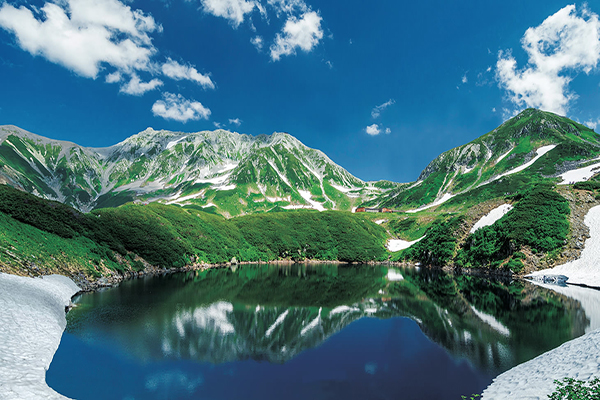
xmin=0 ymin=0 xmax=599 ymax=182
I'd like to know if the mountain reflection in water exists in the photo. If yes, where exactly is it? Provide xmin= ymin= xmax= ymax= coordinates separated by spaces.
xmin=47 ymin=264 xmax=597 ymax=399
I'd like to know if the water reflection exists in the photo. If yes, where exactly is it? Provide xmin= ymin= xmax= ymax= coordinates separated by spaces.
xmin=63 ymin=264 xmax=593 ymax=377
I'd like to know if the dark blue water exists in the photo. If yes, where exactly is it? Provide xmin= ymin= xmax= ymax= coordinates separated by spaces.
xmin=46 ymin=264 xmax=590 ymax=399
xmin=49 ymin=318 xmax=489 ymax=400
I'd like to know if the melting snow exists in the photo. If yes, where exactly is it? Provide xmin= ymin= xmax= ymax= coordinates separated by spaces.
xmin=166 ymin=136 xmax=188 ymax=150
xmin=406 ymin=193 xmax=454 ymax=213
xmin=482 ymin=329 xmax=600 ymax=400
xmin=558 ymin=161 xmax=600 ymax=185
xmin=464 ymin=166 xmax=474 ymax=174
xmin=494 ymin=145 xmax=556 ymax=181
xmin=386 ymin=236 xmax=425 ymax=252
xmin=298 ymin=190 xmax=326 ymax=211
xmin=528 ymin=205 xmax=600 ymax=287
xmin=495 ymin=147 xmax=513 ymax=164
xmin=0 ymin=274 xmax=80 ymax=400
xmin=470 ymin=204 xmax=513 ymax=233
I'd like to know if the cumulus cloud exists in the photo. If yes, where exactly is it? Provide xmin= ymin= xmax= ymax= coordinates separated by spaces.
xmin=496 ymin=5 xmax=600 ymax=115
xmin=251 ymin=35 xmax=264 ymax=50
xmin=385 ymin=127 xmax=391 ymax=134
xmin=105 ymin=71 xmax=123 ymax=83
xmin=461 ymin=73 xmax=468 ymax=84
xmin=585 ymin=119 xmax=599 ymax=130
xmin=119 ymin=74 xmax=163 ymax=95
xmin=0 ymin=0 xmax=160 ymax=78
xmin=270 ymin=11 xmax=323 ymax=61
xmin=161 ymin=58 xmax=215 ymax=89
xmin=371 ymin=99 xmax=395 ymax=119
xmin=199 ymin=0 xmax=258 ymax=27
xmin=152 ymin=93 xmax=211 ymax=122
xmin=366 ymin=124 xmax=380 ymax=136
xmin=229 ymin=118 xmax=242 ymax=126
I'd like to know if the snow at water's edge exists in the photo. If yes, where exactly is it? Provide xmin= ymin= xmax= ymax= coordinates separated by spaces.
xmin=483 ymin=205 xmax=600 ymax=399
xmin=528 ymin=205 xmax=600 ymax=287
xmin=0 ymin=274 xmax=79 ymax=400
xmin=482 ymin=329 xmax=600 ymax=399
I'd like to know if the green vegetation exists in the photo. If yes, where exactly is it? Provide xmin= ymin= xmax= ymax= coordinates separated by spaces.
xmin=391 ymin=216 xmax=463 ymax=265
xmin=549 ymin=377 xmax=600 ymax=400
xmin=456 ymin=185 xmax=569 ymax=271
xmin=0 ymin=184 xmax=388 ymax=277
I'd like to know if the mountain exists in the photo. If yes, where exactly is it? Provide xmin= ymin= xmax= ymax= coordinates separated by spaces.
xmin=363 ymin=108 xmax=600 ymax=211
xmin=0 ymin=125 xmax=394 ymax=216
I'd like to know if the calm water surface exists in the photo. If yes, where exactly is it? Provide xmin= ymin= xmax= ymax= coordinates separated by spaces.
xmin=47 ymin=264 xmax=600 ymax=399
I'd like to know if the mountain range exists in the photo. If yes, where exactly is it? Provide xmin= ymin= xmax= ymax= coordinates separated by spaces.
xmin=1 ymin=108 xmax=598 ymax=218
xmin=0 ymin=125 xmax=395 ymax=216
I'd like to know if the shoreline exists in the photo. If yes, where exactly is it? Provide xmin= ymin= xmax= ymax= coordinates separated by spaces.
xmin=0 ymin=273 xmax=79 ymax=400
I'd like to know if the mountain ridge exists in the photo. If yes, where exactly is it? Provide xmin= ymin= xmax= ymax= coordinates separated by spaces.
xmin=0 ymin=125 xmax=391 ymax=215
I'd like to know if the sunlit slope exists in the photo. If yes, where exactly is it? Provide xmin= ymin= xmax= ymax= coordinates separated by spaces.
xmin=0 ymin=126 xmax=395 ymax=215
xmin=364 ymin=109 xmax=600 ymax=211
xmin=0 ymin=184 xmax=388 ymax=280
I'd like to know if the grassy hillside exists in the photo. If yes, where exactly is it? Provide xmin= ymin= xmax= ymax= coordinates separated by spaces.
xmin=0 ymin=184 xmax=388 ymax=280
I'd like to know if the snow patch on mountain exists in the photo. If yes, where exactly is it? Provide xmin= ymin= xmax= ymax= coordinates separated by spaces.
xmin=387 ymin=236 xmax=425 ymax=252
xmin=406 ymin=193 xmax=454 ymax=213
xmin=470 ymin=204 xmax=513 ymax=233
xmin=558 ymin=161 xmax=600 ymax=185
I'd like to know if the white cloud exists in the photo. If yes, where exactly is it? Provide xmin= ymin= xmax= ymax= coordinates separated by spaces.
xmin=496 ymin=5 xmax=600 ymax=115
xmin=461 ymin=73 xmax=468 ymax=84
xmin=325 ymin=60 xmax=333 ymax=69
xmin=366 ymin=124 xmax=380 ymax=136
xmin=0 ymin=0 xmax=160 ymax=78
xmin=251 ymin=35 xmax=264 ymax=50
xmin=152 ymin=92 xmax=211 ymax=122
xmin=199 ymin=0 xmax=258 ymax=27
xmin=214 ymin=121 xmax=223 ymax=128
xmin=492 ymin=107 xmax=497 ymax=113
xmin=105 ymin=71 xmax=123 ymax=83
xmin=161 ymin=58 xmax=215 ymax=89
xmin=371 ymin=99 xmax=395 ymax=119
xmin=585 ymin=119 xmax=599 ymax=130
xmin=229 ymin=118 xmax=242 ymax=126
xmin=119 ymin=73 xmax=163 ymax=95
xmin=270 ymin=11 xmax=323 ymax=61
xmin=267 ymin=0 xmax=308 ymax=17
xmin=385 ymin=127 xmax=391 ymax=134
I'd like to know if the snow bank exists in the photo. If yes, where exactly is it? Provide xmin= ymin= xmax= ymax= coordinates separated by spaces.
xmin=558 ymin=161 xmax=600 ymax=185
xmin=386 ymin=236 xmax=425 ymax=252
xmin=482 ymin=329 xmax=600 ymax=399
xmin=0 ymin=273 xmax=79 ymax=400
xmin=494 ymin=145 xmax=556 ymax=181
xmin=406 ymin=193 xmax=454 ymax=213
xmin=528 ymin=205 xmax=600 ymax=287
xmin=529 ymin=281 xmax=600 ymax=333
xmin=470 ymin=204 xmax=513 ymax=233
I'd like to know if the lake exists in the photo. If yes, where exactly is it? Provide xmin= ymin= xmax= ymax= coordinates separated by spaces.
xmin=46 ymin=264 xmax=600 ymax=399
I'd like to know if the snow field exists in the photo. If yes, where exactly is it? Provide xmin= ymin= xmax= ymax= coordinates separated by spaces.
xmin=470 ymin=204 xmax=513 ymax=233
xmin=0 ymin=274 xmax=79 ymax=400
xmin=528 ymin=205 xmax=600 ymax=287
xmin=386 ymin=236 xmax=425 ymax=252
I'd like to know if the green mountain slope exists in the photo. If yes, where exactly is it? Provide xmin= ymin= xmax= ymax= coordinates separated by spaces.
xmin=0 ymin=126 xmax=393 ymax=216
xmin=364 ymin=109 xmax=600 ymax=211
xmin=0 ymin=184 xmax=388 ymax=282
